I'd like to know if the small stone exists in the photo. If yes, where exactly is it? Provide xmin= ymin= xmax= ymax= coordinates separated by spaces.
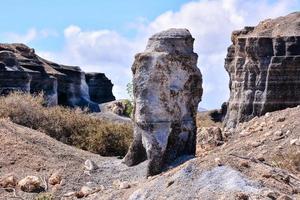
xmin=48 ymin=172 xmax=62 ymax=186
xmin=274 ymin=130 xmax=283 ymax=136
xmin=84 ymin=160 xmax=98 ymax=171
xmin=277 ymin=117 xmax=285 ymax=122
xmin=266 ymin=190 xmax=280 ymax=199
xmin=262 ymin=173 xmax=272 ymax=178
xmin=265 ymin=112 xmax=270 ymax=117
xmin=285 ymin=130 xmax=291 ymax=135
xmin=235 ymin=192 xmax=249 ymax=200
xmin=214 ymin=157 xmax=222 ymax=166
xmin=80 ymin=186 xmax=93 ymax=195
xmin=0 ymin=175 xmax=17 ymax=188
xmin=250 ymin=141 xmax=262 ymax=147
xmin=63 ymin=191 xmax=76 ymax=197
xmin=257 ymin=156 xmax=265 ymax=162
xmin=119 ymin=181 xmax=130 ymax=189
xmin=240 ymin=161 xmax=250 ymax=168
xmin=167 ymin=180 xmax=175 ymax=187
xmin=290 ymin=139 xmax=298 ymax=145
xmin=18 ymin=176 xmax=42 ymax=192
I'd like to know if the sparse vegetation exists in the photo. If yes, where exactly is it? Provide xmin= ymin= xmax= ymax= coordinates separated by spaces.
xmin=122 ymin=99 xmax=133 ymax=118
xmin=0 ymin=92 xmax=133 ymax=156
xmin=196 ymin=111 xmax=222 ymax=128
xmin=271 ymin=149 xmax=300 ymax=173
xmin=35 ymin=193 xmax=54 ymax=200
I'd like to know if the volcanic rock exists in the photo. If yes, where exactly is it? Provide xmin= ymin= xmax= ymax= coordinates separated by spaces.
xmin=123 ymin=28 xmax=203 ymax=176
xmin=224 ymin=12 xmax=300 ymax=128
xmin=0 ymin=43 xmax=115 ymax=111
xmin=85 ymin=72 xmax=115 ymax=104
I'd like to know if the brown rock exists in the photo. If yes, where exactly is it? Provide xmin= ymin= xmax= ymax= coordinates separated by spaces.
xmin=18 ymin=176 xmax=42 ymax=192
xmin=0 ymin=175 xmax=17 ymax=188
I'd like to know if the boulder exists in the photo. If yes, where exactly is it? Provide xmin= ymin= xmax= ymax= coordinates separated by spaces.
xmin=123 ymin=28 xmax=202 ymax=176
xmin=224 ymin=12 xmax=300 ymax=128
xmin=0 ymin=43 xmax=115 ymax=112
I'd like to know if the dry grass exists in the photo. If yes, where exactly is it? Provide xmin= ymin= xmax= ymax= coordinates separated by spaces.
xmin=196 ymin=111 xmax=222 ymax=128
xmin=271 ymin=148 xmax=300 ymax=173
xmin=0 ymin=92 xmax=133 ymax=156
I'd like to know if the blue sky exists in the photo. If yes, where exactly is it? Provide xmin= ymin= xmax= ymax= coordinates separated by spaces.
xmin=1 ymin=0 xmax=299 ymax=109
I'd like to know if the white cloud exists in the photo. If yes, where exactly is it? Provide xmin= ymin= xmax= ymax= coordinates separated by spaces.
xmin=36 ymin=0 xmax=298 ymax=109
xmin=3 ymin=28 xmax=58 ymax=44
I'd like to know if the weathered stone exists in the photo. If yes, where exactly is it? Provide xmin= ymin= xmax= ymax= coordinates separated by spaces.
xmin=0 ymin=43 xmax=115 ymax=111
xmin=123 ymin=28 xmax=202 ymax=176
xmin=18 ymin=176 xmax=42 ymax=192
xmin=224 ymin=12 xmax=300 ymax=128
xmin=85 ymin=73 xmax=115 ymax=104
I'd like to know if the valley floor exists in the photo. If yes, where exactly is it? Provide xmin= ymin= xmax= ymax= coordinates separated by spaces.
xmin=1 ymin=106 xmax=300 ymax=199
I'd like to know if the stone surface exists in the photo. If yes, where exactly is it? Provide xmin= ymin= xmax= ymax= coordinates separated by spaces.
xmin=123 ymin=28 xmax=202 ymax=176
xmin=0 ymin=43 xmax=115 ymax=111
xmin=18 ymin=176 xmax=42 ymax=192
xmin=224 ymin=12 xmax=300 ymax=128
xmin=85 ymin=73 xmax=115 ymax=104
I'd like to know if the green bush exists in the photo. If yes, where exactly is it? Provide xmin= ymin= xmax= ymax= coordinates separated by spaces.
xmin=122 ymin=99 xmax=133 ymax=118
xmin=0 ymin=92 xmax=133 ymax=156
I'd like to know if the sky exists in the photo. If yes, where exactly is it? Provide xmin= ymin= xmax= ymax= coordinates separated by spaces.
xmin=1 ymin=0 xmax=299 ymax=109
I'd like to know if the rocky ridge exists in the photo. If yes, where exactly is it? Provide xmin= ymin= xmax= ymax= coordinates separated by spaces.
xmin=0 ymin=43 xmax=115 ymax=112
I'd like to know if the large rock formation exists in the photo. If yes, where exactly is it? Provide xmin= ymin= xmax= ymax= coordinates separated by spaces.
xmin=0 ymin=43 xmax=115 ymax=111
xmin=123 ymin=28 xmax=203 ymax=176
xmin=224 ymin=12 xmax=300 ymax=129
xmin=85 ymin=73 xmax=115 ymax=104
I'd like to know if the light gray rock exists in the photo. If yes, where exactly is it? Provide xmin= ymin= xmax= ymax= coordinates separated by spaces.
xmin=123 ymin=28 xmax=202 ymax=176
xmin=129 ymin=165 xmax=263 ymax=200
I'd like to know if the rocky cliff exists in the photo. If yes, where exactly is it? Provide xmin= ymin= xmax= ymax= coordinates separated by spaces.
xmin=224 ymin=12 xmax=300 ymax=129
xmin=0 ymin=43 xmax=115 ymax=112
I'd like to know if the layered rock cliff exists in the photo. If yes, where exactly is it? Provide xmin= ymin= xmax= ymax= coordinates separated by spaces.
xmin=224 ymin=12 xmax=300 ymax=129
xmin=123 ymin=28 xmax=202 ymax=176
xmin=0 ymin=43 xmax=115 ymax=111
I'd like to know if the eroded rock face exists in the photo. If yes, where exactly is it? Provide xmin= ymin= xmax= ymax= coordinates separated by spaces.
xmin=0 ymin=43 xmax=115 ymax=111
xmin=224 ymin=12 xmax=300 ymax=129
xmin=123 ymin=28 xmax=202 ymax=176
xmin=85 ymin=73 xmax=115 ymax=104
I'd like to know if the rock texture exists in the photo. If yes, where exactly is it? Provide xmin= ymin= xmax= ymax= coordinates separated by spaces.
xmin=123 ymin=28 xmax=203 ymax=176
xmin=85 ymin=73 xmax=115 ymax=104
xmin=0 ymin=43 xmax=115 ymax=111
xmin=224 ymin=12 xmax=300 ymax=128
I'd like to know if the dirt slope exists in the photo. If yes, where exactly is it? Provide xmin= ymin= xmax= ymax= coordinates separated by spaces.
xmin=0 ymin=106 xmax=300 ymax=199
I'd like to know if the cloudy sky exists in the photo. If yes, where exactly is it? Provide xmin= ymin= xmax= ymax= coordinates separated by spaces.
xmin=1 ymin=0 xmax=299 ymax=109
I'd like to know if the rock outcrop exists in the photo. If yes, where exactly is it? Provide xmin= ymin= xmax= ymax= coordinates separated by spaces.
xmin=224 ymin=12 xmax=300 ymax=128
xmin=85 ymin=73 xmax=115 ymax=104
xmin=0 ymin=43 xmax=115 ymax=111
xmin=123 ymin=28 xmax=203 ymax=176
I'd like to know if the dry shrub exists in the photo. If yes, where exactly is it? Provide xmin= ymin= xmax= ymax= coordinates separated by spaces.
xmin=196 ymin=111 xmax=222 ymax=128
xmin=0 ymin=92 xmax=133 ymax=156
xmin=271 ymin=148 xmax=300 ymax=173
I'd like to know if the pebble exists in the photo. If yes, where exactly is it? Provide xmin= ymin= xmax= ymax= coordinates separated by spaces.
xmin=48 ymin=172 xmax=62 ymax=186
xmin=84 ymin=160 xmax=98 ymax=171
xmin=277 ymin=117 xmax=285 ymax=122
xmin=290 ymin=138 xmax=300 ymax=146
xmin=119 ymin=181 xmax=130 ymax=189
xmin=0 ymin=175 xmax=17 ymax=188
